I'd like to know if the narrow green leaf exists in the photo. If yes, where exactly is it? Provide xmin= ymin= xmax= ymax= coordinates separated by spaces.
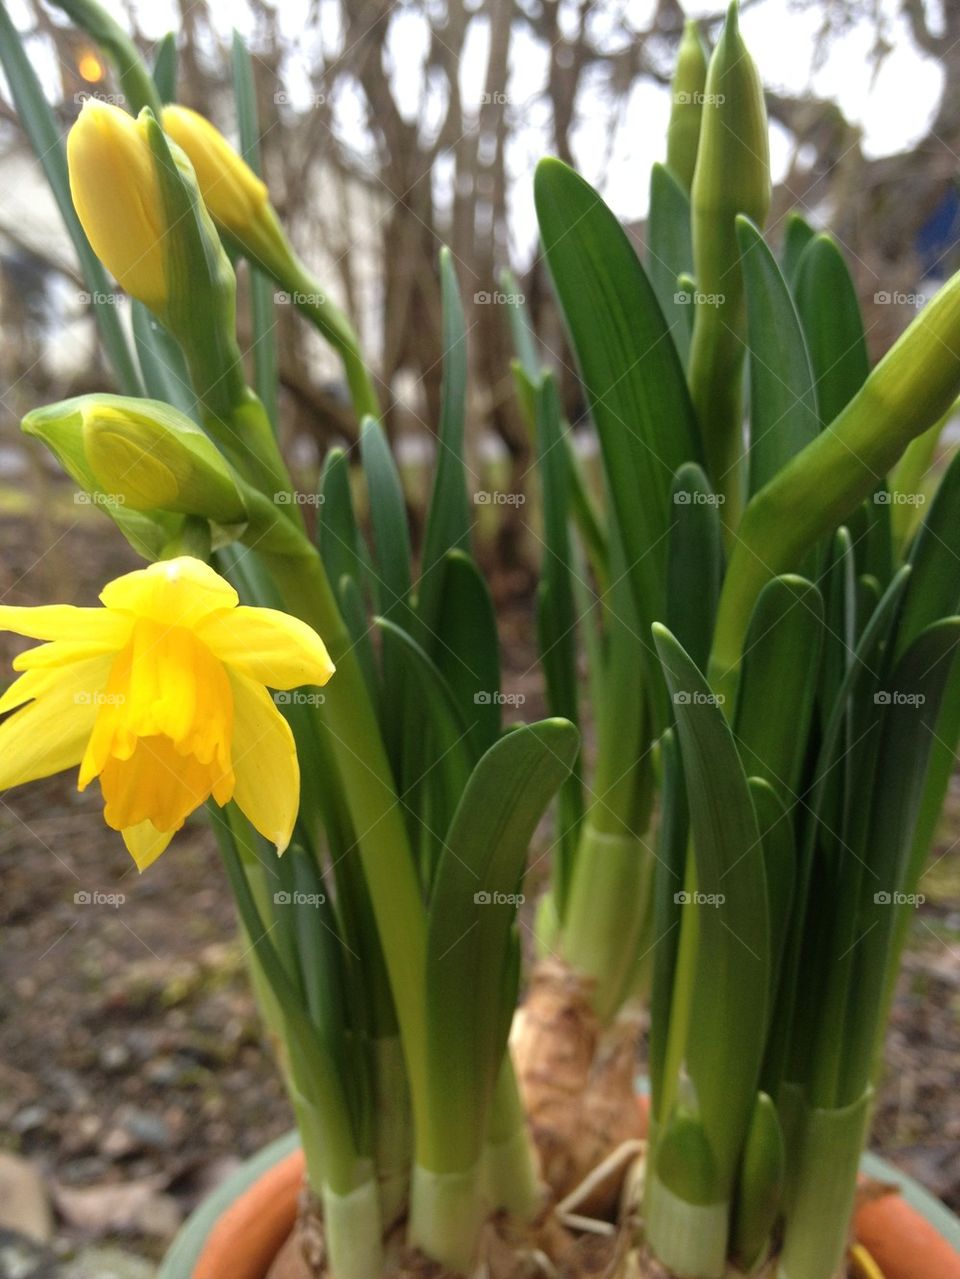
xmin=131 ymin=303 xmax=195 ymax=414
xmin=895 ymin=447 xmax=960 ymax=655
xmin=318 ymin=447 xmax=371 ymax=600
xmin=151 ymin=32 xmax=178 ymax=103
xmin=433 ymin=550 xmax=501 ymax=757
xmin=649 ymin=728 xmax=688 ymax=1108
xmin=780 ymin=212 xmax=816 ymax=283
xmin=360 ymin=417 xmax=413 ymax=620
xmin=0 ymin=2 xmax=142 ymax=396
xmin=652 ymin=624 xmax=769 ymax=1195
xmin=793 ymin=234 xmax=869 ymax=427
xmin=731 ymin=1091 xmax=785 ymax=1271
xmin=737 ymin=216 xmax=819 ymax=496
xmin=47 ymin=0 xmax=161 ymax=114
xmin=500 ymin=269 xmax=539 ymax=381
xmin=535 ymin=157 xmax=701 ymax=731
xmin=666 ymin=462 xmax=723 ymax=673
xmin=734 ymin=575 xmax=823 ymax=799
xmin=418 ymin=248 xmax=470 ymax=640
xmin=647 ymin=162 xmax=694 ymax=367
xmin=842 ymin=617 xmax=960 ymax=1098
xmin=422 ymin=720 xmax=579 ymax=1168
xmin=232 ymin=30 xmax=279 ymax=428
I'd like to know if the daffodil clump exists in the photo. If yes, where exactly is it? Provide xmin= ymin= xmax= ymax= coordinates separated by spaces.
xmin=3 ymin=2 xmax=960 ymax=1279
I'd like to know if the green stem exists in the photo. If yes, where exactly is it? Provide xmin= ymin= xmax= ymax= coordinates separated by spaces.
xmin=323 ymin=1176 xmax=386 ymax=1279
xmin=408 ymin=1162 xmax=486 ymax=1273
xmin=482 ymin=1058 xmax=542 ymax=1220
xmin=644 ymin=1168 xmax=729 ymax=1279
xmin=372 ymin=1035 xmax=412 ymax=1229
xmin=260 ymin=547 xmax=430 ymax=1150
xmin=283 ymin=255 xmax=382 ymax=424
xmin=776 ymin=1089 xmax=872 ymax=1279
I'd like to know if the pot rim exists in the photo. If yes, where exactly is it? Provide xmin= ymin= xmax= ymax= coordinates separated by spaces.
xmin=158 ymin=1130 xmax=960 ymax=1279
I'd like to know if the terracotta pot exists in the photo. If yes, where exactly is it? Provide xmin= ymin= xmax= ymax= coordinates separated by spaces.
xmin=160 ymin=1116 xmax=960 ymax=1279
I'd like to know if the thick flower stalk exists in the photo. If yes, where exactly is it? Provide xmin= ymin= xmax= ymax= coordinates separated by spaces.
xmin=0 ymin=557 xmax=334 ymax=869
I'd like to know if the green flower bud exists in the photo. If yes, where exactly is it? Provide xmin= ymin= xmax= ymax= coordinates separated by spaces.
xmin=666 ymin=19 xmax=709 ymax=193
xmin=687 ymin=1 xmax=771 ymax=526
xmin=22 ymin=395 xmax=247 ymax=554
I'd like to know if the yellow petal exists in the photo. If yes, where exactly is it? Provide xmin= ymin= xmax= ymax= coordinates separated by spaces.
xmin=198 ymin=606 xmax=335 ymax=690
xmin=161 ymin=106 xmax=269 ymax=239
xmin=0 ymin=604 xmax=128 ymax=644
xmin=67 ymin=100 xmax=168 ymax=310
xmin=228 ymin=671 xmax=299 ymax=852
xmin=0 ymin=655 xmax=112 ymax=789
xmin=99 ymin=557 xmax=238 ymax=629
xmin=13 ymin=638 xmax=126 ymax=671
xmin=122 ymin=820 xmax=175 ymax=871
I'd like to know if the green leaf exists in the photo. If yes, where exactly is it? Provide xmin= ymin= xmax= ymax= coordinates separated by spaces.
xmin=734 ymin=575 xmax=823 ymax=799
xmin=649 ymin=729 xmax=688 ymax=1108
xmin=895 ymin=447 xmax=960 ymax=656
xmin=731 ymin=1091 xmax=785 ymax=1272
xmin=151 ymin=32 xmax=178 ymax=103
xmin=647 ymin=162 xmax=694 ymax=367
xmin=422 ymin=720 xmax=579 ymax=1169
xmin=500 ymin=269 xmax=539 ymax=381
xmin=232 ymin=30 xmax=279 ymax=428
xmin=666 ymin=462 xmax=723 ymax=673
xmin=652 ymin=624 xmax=770 ymax=1196
xmin=841 ymin=616 xmax=960 ymax=1099
xmin=535 ymin=373 xmax=584 ymax=912
xmin=793 ymin=234 xmax=869 ymax=427
xmin=318 ymin=448 xmax=371 ymax=600
xmin=360 ymin=417 xmax=413 ymax=620
xmin=737 ymin=216 xmax=819 ymax=496
xmin=535 ymin=157 xmax=701 ymax=731
xmin=47 ymin=0 xmax=161 ymax=114
xmin=0 ymin=2 xmax=142 ymax=396
xmin=131 ymin=304 xmax=195 ymax=414
xmin=418 ymin=248 xmax=470 ymax=640
xmin=780 ymin=212 xmax=816 ymax=283
xmin=710 ymin=263 xmax=960 ymax=701
xmin=432 ymin=551 xmax=502 ymax=758
xmin=748 ymin=779 xmax=795 ymax=1013
xmin=376 ymin=616 xmax=475 ymax=886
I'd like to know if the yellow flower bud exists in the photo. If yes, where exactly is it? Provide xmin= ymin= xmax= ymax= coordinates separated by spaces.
xmin=67 ymin=99 xmax=167 ymax=310
xmin=161 ymin=106 xmax=275 ymax=257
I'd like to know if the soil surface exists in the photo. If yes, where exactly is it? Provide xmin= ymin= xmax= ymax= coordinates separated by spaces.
xmin=0 ymin=506 xmax=957 ymax=1269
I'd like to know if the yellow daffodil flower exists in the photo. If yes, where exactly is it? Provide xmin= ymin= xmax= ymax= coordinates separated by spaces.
xmin=0 ymin=557 xmax=334 ymax=870
xmin=67 ymin=99 xmax=168 ymax=311
xmin=161 ymin=105 xmax=271 ymax=247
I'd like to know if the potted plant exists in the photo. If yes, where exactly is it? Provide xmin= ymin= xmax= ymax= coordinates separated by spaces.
xmin=0 ymin=1 xmax=958 ymax=1276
